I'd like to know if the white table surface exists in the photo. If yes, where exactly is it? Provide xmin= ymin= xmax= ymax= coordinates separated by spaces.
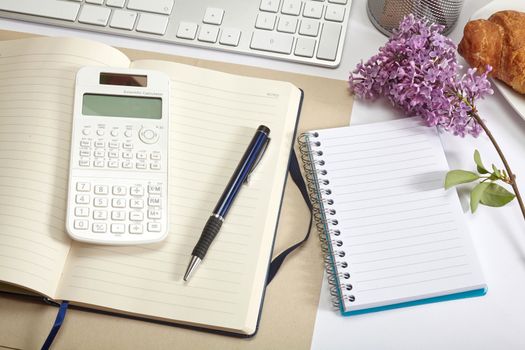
xmin=1 ymin=1 xmax=524 ymax=349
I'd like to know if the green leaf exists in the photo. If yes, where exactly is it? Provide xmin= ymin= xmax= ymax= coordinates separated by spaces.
xmin=445 ymin=170 xmax=480 ymax=190
xmin=474 ymin=150 xmax=488 ymax=174
xmin=491 ymin=164 xmax=501 ymax=178
xmin=480 ymin=183 xmax=516 ymax=207
xmin=470 ymin=182 xmax=489 ymax=213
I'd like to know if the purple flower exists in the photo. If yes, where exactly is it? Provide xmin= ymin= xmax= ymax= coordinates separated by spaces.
xmin=349 ymin=14 xmax=493 ymax=137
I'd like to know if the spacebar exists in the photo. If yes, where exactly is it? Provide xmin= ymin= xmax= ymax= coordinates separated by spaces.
xmin=250 ymin=31 xmax=293 ymax=54
xmin=0 ymin=0 xmax=80 ymax=22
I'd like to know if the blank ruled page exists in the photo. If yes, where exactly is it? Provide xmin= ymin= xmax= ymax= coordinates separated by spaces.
xmin=0 ymin=38 xmax=130 ymax=297
xmin=312 ymin=117 xmax=486 ymax=313
xmin=57 ymin=59 xmax=300 ymax=334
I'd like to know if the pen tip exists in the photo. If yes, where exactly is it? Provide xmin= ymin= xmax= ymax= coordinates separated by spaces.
xmin=183 ymin=256 xmax=201 ymax=282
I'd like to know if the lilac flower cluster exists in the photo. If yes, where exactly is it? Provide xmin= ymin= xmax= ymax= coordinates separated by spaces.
xmin=349 ymin=14 xmax=493 ymax=137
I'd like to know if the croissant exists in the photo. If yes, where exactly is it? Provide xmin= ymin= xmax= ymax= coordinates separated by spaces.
xmin=458 ymin=10 xmax=525 ymax=94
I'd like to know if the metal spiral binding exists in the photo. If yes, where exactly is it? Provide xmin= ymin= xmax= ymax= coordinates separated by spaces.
xmin=298 ymin=132 xmax=355 ymax=310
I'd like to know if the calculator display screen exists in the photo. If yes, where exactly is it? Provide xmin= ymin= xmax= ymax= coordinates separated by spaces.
xmin=82 ymin=94 xmax=162 ymax=119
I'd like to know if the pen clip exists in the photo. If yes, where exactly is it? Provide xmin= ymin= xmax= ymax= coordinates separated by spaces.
xmin=245 ymin=137 xmax=271 ymax=184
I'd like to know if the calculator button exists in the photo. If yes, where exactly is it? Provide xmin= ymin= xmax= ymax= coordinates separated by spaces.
xmin=110 ymin=129 xmax=119 ymax=137
xmin=92 ymin=223 xmax=107 ymax=233
xmin=112 ymin=198 xmax=126 ymax=208
xmin=148 ymin=196 xmax=161 ymax=206
xmin=136 ymin=162 xmax=147 ymax=169
xmin=94 ymin=159 xmax=105 ymax=167
xmin=122 ymin=160 xmax=133 ymax=169
xmin=108 ymin=150 xmax=119 ymax=158
xmin=80 ymin=139 xmax=91 ymax=147
xmin=76 ymin=182 xmax=91 ymax=192
xmin=123 ymin=142 xmax=133 ymax=149
xmin=75 ymin=207 xmax=90 ymax=217
xmin=139 ymin=127 xmax=159 ymax=144
xmin=148 ymin=208 xmax=162 ymax=219
xmin=109 ymin=141 xmax=119 ymax=148
xmin=112 ymin=210 xmax=126 ymax=221
xmin=130 ymin=211 xmax=144 ymax=221
xmin=148 ymin=184 xmax=162 ymax=194
xmin=112 ymin=185 xmax=126 ymax=196
xmin=122 ymin=151 xmax=132 ymax=159
xmin=75 ymin=194 xmax=90 ymax=204
xmin=79 ymin=159 xmax=90 ymax=167
xmin=150 ymin=162 xmax=161 ymax=170
xmin=129 ymin=223 xmax=143 ymax=234
xmin=94 ymin=149 xmax=105 ymax=158
xmin=74 ymin=219 xmax=89 ymax=230
xmin=80 ymin=149 xmax=91 ymax=157
xmin=130 ymin=185 xmax=144 ymax=196
xmin=82 ymin=128 xmax=91 ymax=136
xmin=147 ymin=222 xmax=161 ymax=232
xmin=124 ymin=130 xmax=132 ymax=138
xmin=130 ymin=199 xmax=144 ymax=209
xmin=96 ymin=128 xmax=105 ymax=136
xmin=94 ymin=197 xmax=109 ymax=207
xmin=94 ymin=185 xmax=109 ymax=195
xmin=108 ymin=160 xmax=119 ymax=168
xmin=95 ymin=140 xmax=105 ymax=148
xmin=93 ymin=210 xmax=108 ymax=220
xmin=150 ymin=152 xmax=161 ymax=160
xmin=136 ymin=152 xmax=147 ymax=160
xmin=111 ymin=223 xmax=125 ymax=234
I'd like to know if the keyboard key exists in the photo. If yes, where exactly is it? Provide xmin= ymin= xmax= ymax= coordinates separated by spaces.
xmin=317 ymin=22 xmax=341 ymax=61
xmin=220 ymin=28 xmax=241 ymax=46
xmin=281 ymin=0 xmax=302 ymax=16
xmin=148 ymin=184 xmax=162 ymax=194
xmin=198 ymin=24 xmax=219 ymax=43
xmin=94 ymin=185 xmax=109 ymax=195
xmin=148 ymin=208 xmax=162 ymax=219
xmin=74 ymin=219 xmax=89 ymax=230
xmin=203 ymin=7 xmax=224 ymax=25
xmin=250 ymin=31 xmax=294 ymax=54
xmin=92 ymin=223 xmax=107 ymax=233
xmin=76 ymin=182 xmax=91 ymax=192
xmin=295 ymin=37 xmax=316 ymax=57
xmin=112 ymin=185 xmax=126 ymax=196
xmin=112 ymin=210 xmax=126 ymax=221
xmin=127 ymin=0 xmax=174 ymax=15
xmin=136 ymin=13 xmax=169 ymax=35
xmin=255 ymin=13 xmax=276 ymax=30
xmin=75 ymin=194 xmax=90 ymax=204
xmin=260 ymin=0 xmax=281 ymax=13
xmin=106 ymin=0 xmax=126 ymax=8
xmin=325 ymin=4 xmax=345 ymax=22
xmin=112 ymin=198 xmax=126 ymax=208
xmin=303 ymin=2 xmax=323 ymax=19
xmin=78 ymin=4 xmax=111 ymax=26
xmin=0 ymin=0 xmax=80 ymax=22
xmin=94 ymin=197 xmax=109 ymax=207
xmin=129 ymin=223 xmax=143 ymax=234
xmin=299 ymin=19 xmax=320 ymax=36
xmin=130 ymin=211 xmax=144 ymax=221
xmin=177 ymin=22 xmax=198 ymax=40
xmin=86 ymin=0 xmax=104 ymax=4
xmin=147 ymin=222 xmax=162 ymax=232
xmin=93 ymin=210 xmax=108 ymax=220
xmin=111 ymin=223 xmax=125 ymax=234
xmin=277 ymin=16 xmax=298 ymax=33
xmin=75 ymin=207 xmax=90 ymax=217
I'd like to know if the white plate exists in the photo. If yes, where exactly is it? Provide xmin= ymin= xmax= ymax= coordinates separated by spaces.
xmin=470 ymin=0 xmax=525 ymax=120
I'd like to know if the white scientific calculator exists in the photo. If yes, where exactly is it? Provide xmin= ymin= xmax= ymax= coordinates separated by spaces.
xmin=66 ymin=67 xmax=170 ymax=245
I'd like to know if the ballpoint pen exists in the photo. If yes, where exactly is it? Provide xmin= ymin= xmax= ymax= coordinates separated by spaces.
xmin=183 ymin=125 xmax=271 ymax=282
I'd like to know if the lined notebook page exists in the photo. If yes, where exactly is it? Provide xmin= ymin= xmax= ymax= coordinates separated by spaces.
xmin=0 ymin=38 xmax=130 ymax=297
xmin=311 ymin=118 xmax=486 ymax=313
xmin=57 ymin=59 xmax=300 ymax=334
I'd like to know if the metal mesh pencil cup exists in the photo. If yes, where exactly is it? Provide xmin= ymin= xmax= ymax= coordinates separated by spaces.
xmin=367 ymin=0 xmax=464 ymax=36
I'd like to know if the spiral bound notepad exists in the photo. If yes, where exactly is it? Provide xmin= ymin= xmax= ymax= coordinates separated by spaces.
xmin=299 ymin=117 xmax=487 ymax=316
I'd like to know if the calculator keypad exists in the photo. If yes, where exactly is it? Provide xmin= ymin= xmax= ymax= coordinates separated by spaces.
xmin=72 ymin=182 xmax=164 ymax=236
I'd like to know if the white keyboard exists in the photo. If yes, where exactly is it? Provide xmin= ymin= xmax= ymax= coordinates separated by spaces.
xmin=0 ymin=0 xmax=352 ymax=68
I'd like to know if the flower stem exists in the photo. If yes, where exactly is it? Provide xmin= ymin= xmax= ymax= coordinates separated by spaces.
xmin=472 ymin=112 xmax=525 ymax=221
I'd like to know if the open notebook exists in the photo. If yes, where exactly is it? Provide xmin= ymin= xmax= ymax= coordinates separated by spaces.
xmin=0 ymin=37 xmax=302 ymax=336
xmin=299 ymin=117 xmax=487 ymax=315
